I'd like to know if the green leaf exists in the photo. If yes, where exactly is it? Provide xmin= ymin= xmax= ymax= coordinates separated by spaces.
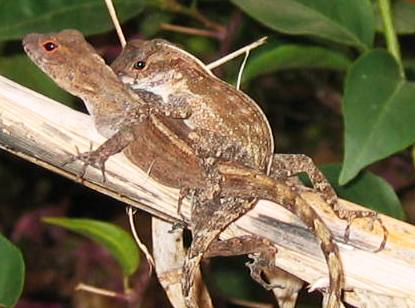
xmin=0 ymin=233 xmax=25 ymax=308
xmin=43 ymin=217 xmax=140 ymax=276
xmin=243 ymin=44 xmax=351 ymax=82
xmin=321 ymin=164 xmax=405 ymax=220
xmin=231 ymin=0 xmax=375 ymax=49
xmin=0 ymin=0 xmax=145 ymax=41
xmin=340 ymin=50 xmax=415 ymax=184
xmin=375 ymin=0 xmax=415 ymax=35
xmin=0 ymin=55 xmax=75 ymax=106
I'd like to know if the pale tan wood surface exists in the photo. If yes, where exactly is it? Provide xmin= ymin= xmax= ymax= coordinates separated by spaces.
xmin=0 ymin=75 xmax=414 ymax=307
xmin=152 ymin=218 xmax=213 ymax=308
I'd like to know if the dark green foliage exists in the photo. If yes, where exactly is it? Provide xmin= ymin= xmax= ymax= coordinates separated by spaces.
xmin=0 ymin=233 xmax=25 ymax=308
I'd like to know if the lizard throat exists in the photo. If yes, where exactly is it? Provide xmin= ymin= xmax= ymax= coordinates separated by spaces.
xmin=119 ymin=75 xmax=177 ymax=106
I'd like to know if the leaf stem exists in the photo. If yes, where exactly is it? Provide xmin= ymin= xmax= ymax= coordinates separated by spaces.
xmin=163 ymin=0 xmax=226 ymax=36
xmin=160 ymin=23 xmax=220 ymax=39
xmin=123 ymin=276 xmax=130 ymax=292
xmin=377 ymin=0 xmax=404 ymax=76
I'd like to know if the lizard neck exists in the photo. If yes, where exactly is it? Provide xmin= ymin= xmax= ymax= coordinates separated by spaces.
xmin=72 ymin=66 xmax=145 ymax=137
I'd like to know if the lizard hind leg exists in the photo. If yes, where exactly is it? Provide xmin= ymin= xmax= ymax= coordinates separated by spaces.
xmin=168 ymin=187 xmax=192 ymax=233
xmin=205 ymin=236 xmax=307 ymax=307
xmin=270 ymin=154 xmax=387 ymax=251
xmin=182 ymin=195 xmax=256 ymax=308
xmin=205 ymin=235 xmax=282 ymax=290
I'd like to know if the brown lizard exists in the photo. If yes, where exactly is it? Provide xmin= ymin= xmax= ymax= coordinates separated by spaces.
xmin=110 ymin=38 xmax=387 ymax=305
xmin=111 ymin=38 xmax=387 ymax=250
xmin=23 ymin=30 xmax=345 ymax=307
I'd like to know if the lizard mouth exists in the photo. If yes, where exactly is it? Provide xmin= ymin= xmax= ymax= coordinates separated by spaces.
xmin=22 ymin=34 xmax=41 ymax=63
xmin=22 ymin=37 xmax=32 ymax=55
xmin=22 ymin=33 xmax=37 ymax=50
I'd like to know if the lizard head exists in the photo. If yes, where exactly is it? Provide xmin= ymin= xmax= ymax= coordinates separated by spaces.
xmin=23 ymin=29 xmax=139 ymax=127
xmin=23 ymin=30 xmax=133 ymax=101
xmin=23 ymin=29 xmax=127 ymax=101
xmin=111 ymin=38 xmax=212 ymax=90
xmin=23 ymin=29 xmax=100 ymax=80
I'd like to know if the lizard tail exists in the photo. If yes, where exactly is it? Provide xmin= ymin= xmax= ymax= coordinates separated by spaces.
xmin=295 ymin=196 xmax=343 ymax=308
xmin=217 ymin=163 xmax=344 ymax=308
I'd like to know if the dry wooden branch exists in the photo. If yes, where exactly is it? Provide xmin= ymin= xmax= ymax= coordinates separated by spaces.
xmin=0 ymin=75 xmax=414 ymax=307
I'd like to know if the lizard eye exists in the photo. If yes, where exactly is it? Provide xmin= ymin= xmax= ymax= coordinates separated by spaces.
xmin=42 ymin=41 xmax=58 ymax=52
xmin=133 ymin=60 xmax=146 ymax=70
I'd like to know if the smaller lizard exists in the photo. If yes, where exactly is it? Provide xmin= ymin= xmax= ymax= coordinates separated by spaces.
xmin=24 ymin=30 xmax=345 ymax=308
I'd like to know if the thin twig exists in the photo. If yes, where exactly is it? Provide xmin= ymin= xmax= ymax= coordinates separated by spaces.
xmin=127 ymin=206 xmax=155 ymax=276
xmin=236 ymin=50 xmax=250 ymax=90
xmin=164 ymin=0 xmax=225 ymax=34
xmin=160 ymin=23 xmax=220 ymax=39
xmin=104 ymin=0 xmax=126 ymax=47
xmin=207 ymin=36 xmax=267 ymax=70
xmin=189 ymin=9 xmax=225 ymax=34
xmin=76 ymin=283 xmax=126 ymax=299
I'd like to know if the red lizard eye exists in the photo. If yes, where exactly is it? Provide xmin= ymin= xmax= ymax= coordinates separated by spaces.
xmin=42 ymin=41 xmax=58 ymax=52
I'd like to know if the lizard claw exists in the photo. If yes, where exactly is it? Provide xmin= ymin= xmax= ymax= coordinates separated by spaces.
xmin=60 ymin=143 xmax=108 ymax=182
xmin=168 ymin=221 xmax=186 ymax=233
xmin=341 ymin=210 xmax=388 ymax=252
xmin=246 ymin=253 xmax=284 ymax=290
xmin=176 ymin=187 xmax=191 ymax=221
xmin=60 ymin=145 xmax=82 ymax=168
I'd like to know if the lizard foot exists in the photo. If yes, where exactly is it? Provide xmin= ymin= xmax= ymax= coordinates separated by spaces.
xmin=338 ymin=208 xmax=388 ymax=252
xmin=270 ymin=153 xmax=388 ymax=252
xmin=61 ymin=143 xmax=108 ymax=182
xmin=176 ymin=187 xmax=191 ymax=222
xmin=246 ymin=251 xmax=283 ymax=290
xmin=168 ymin=221 xmax=186 ymax=233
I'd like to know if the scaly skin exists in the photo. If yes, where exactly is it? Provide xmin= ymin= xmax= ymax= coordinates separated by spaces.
xmin=111 ymin=39 xmax=275 ymax=172
xmin=111 ymin=39 xmax=387 ymax=254
xmin=23 ymin=30 xmax=344 ymax=308
xmin=112 ymin=38 xmax=346 ymax=307
xmin=23 ymin=30 xmax=206 ymax=189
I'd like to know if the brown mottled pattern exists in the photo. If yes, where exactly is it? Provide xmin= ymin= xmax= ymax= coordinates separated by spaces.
xmin=24 ymin=30 xmax=344 ymax=308
xmin=111 ymin=38 xmax=345 ymax=307
xmin=23 ymin=30 xmax=207 ymax=189
xmin=111 ymin=39 xmax=274 ymax=171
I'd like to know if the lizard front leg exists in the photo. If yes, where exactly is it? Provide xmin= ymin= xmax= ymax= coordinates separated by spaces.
xmin=64 ymin=125 xmax=137 ymax=181
xmin=65 ymin=101 xmax=190 ymax=181
xmin=270 ymin=154 xmax=387 ymax=251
